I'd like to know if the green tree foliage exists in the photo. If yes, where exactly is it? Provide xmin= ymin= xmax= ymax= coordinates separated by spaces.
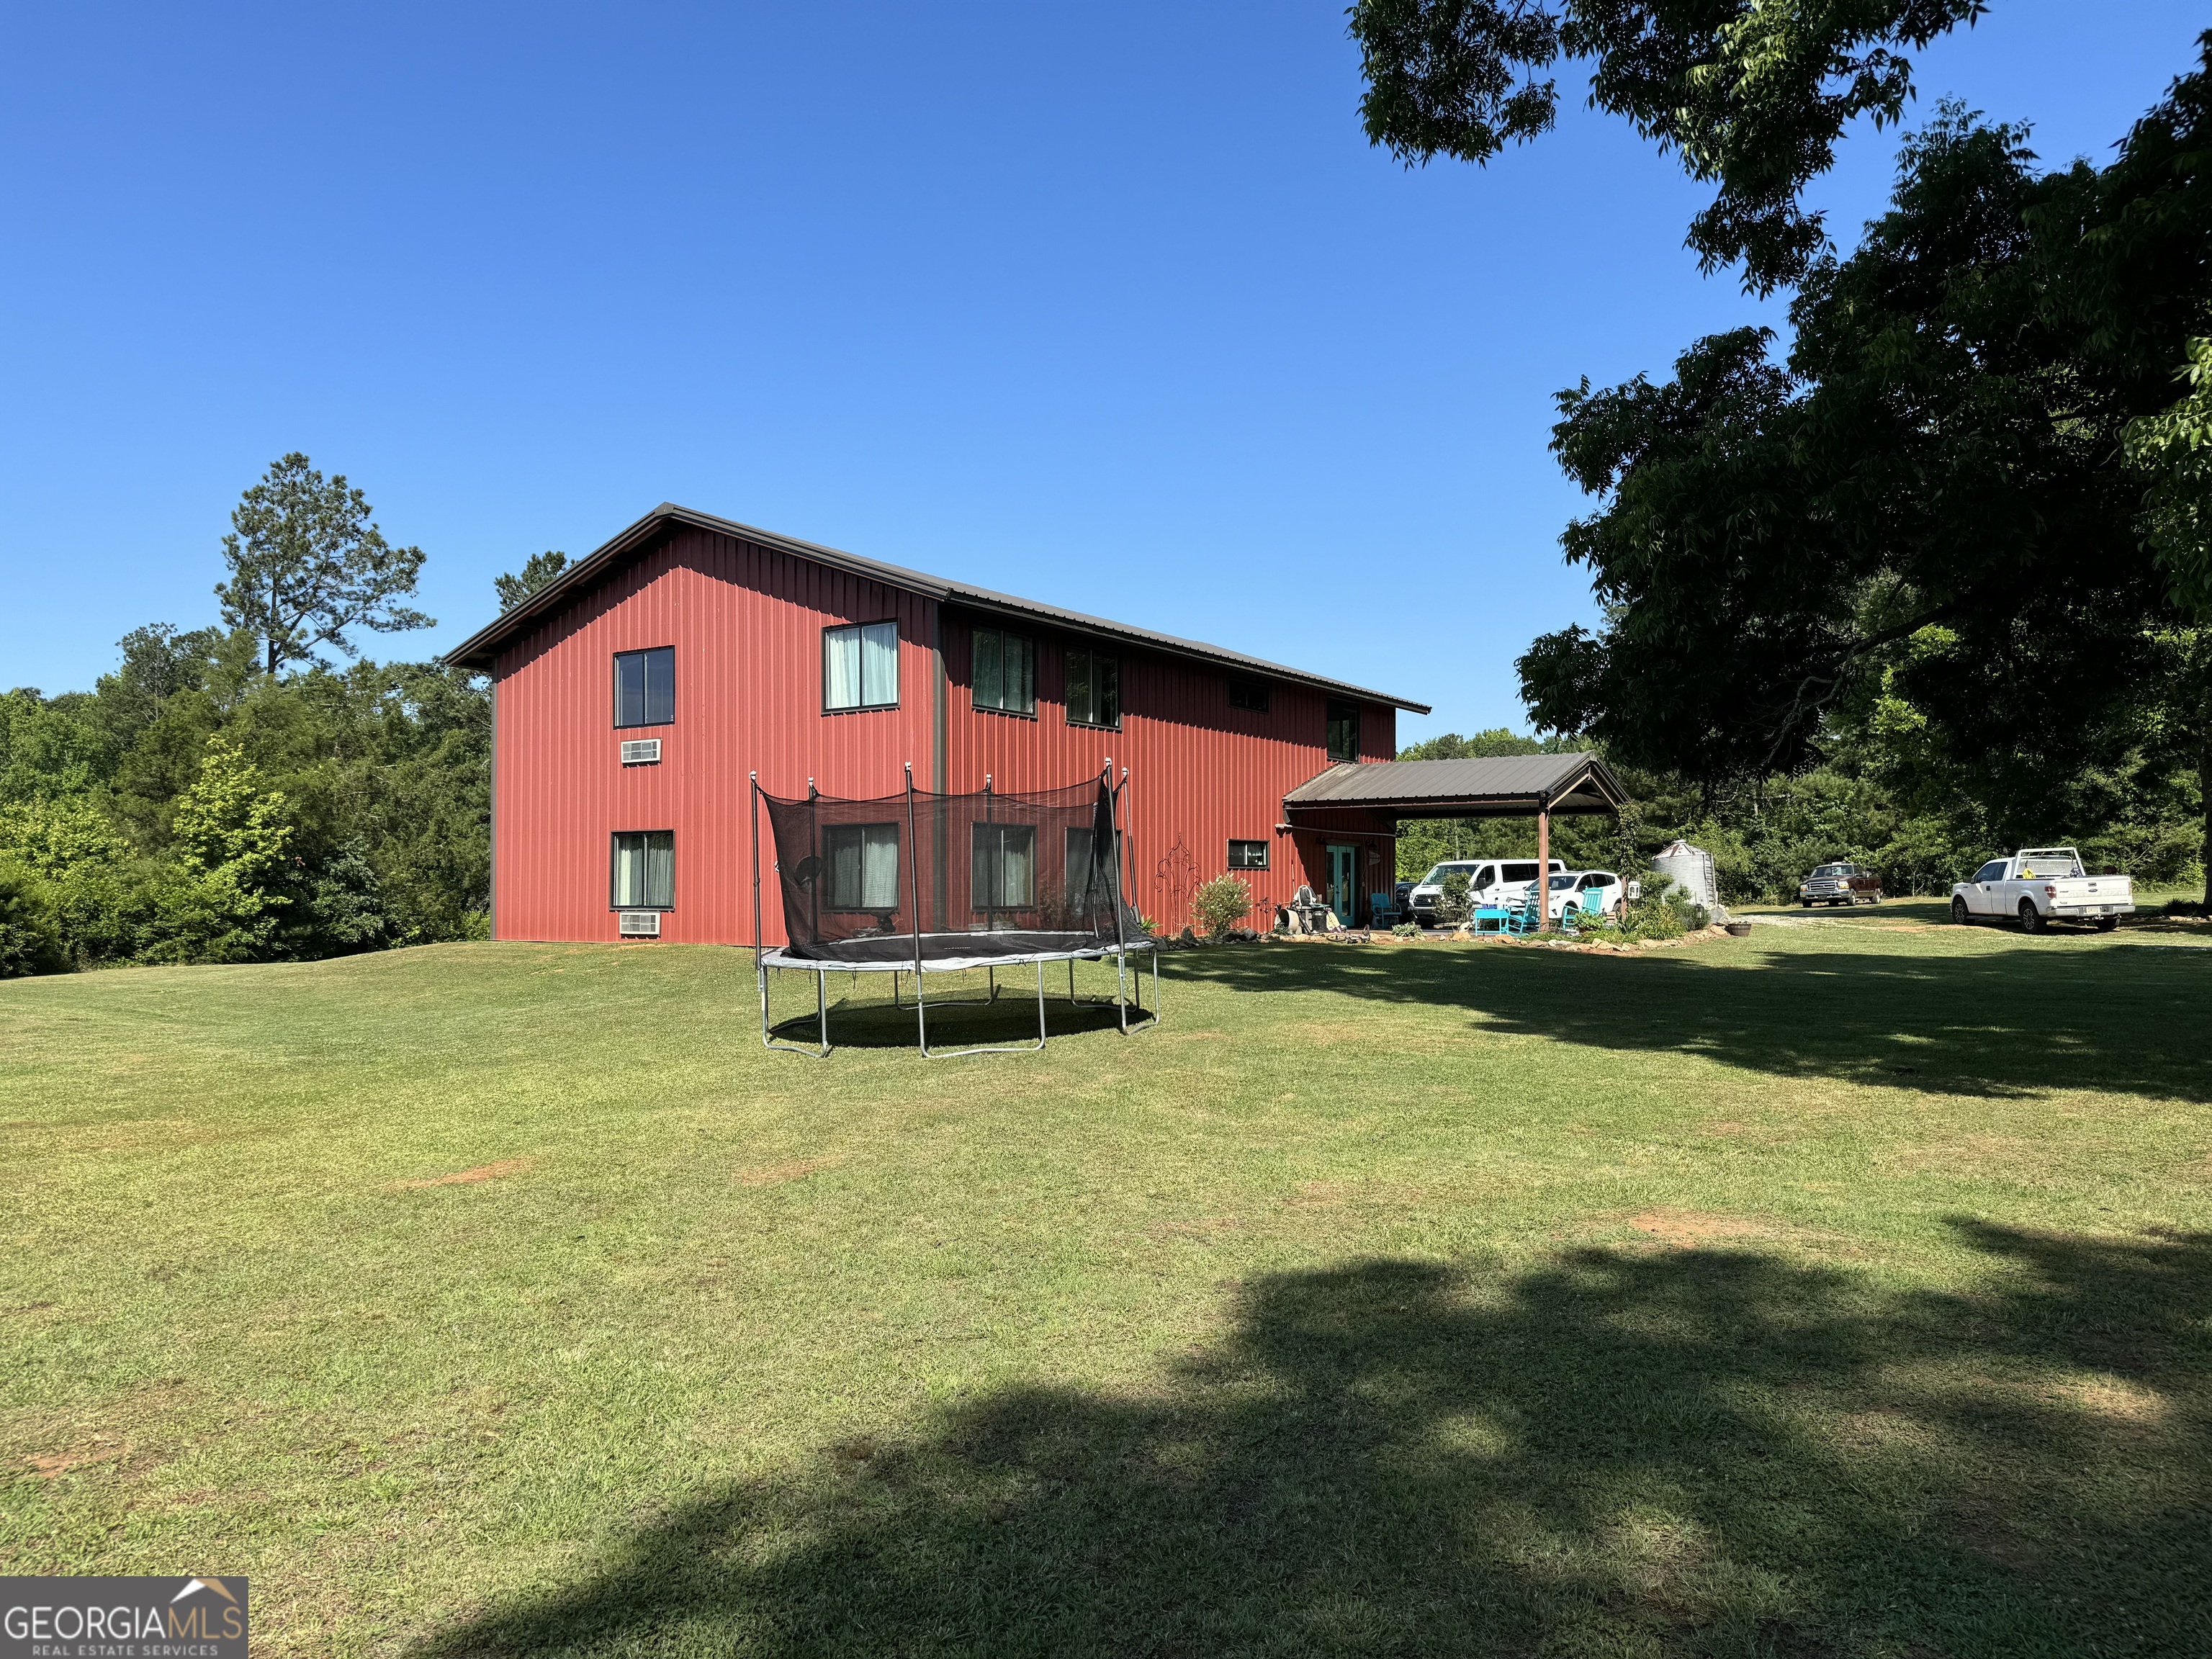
xmin=1346 ymin=0 xmax=1984 ymax=292
xmin=144 ymin=737 xmax=296 ymax=964
xmin=1395 ymin=719 xmax=2198 ymax=904
xmin=0 ymin=634 xmax=490 ymax=973
xmin=496 ymin=550 xmax=570 ymax=611
xmin=0 ymin=860 xmax=66 ymax=977
xmin=2126 ymin=338 xmax=2212 ymax=616
xmin=1514 ymin=48 xmax=2212 ymax=904
xmin=216 ymin=453 xmax=433 ymax=675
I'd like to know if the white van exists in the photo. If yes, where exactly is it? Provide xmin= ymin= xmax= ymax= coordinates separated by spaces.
xmin=1407 ymin=858 xmax=1566 ymax=927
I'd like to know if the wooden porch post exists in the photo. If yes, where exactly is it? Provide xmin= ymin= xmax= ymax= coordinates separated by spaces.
xmin=1536 ymin=793 xmax=1551 ymax=933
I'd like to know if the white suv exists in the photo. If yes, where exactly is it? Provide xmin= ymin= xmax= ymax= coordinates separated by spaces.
xmin=1408 ymin=858 xmax=1566 ymax=927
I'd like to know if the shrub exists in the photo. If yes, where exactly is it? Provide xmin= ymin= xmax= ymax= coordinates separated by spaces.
xmin=1438 ymin=869 xmax=1473 ymax=925
xmin=1611 ymin=878 xmax=1708 ymax=941
xmin=1190 ymin=875 xmax=1254 ymax=940
xmin=0 ymin=860 xmax=67 ymax=977
xmin=1390 ymin=922 xmax=1422 ymax=938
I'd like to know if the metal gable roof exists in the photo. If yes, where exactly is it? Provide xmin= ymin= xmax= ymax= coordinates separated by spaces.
xmin=1283 ymin=752 xmax=1627 ymax=817
xmin=443 ymin=503 xmax=1431 ymax=712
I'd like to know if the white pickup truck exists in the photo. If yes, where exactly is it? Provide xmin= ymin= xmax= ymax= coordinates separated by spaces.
xmin=1950 ymin=848 xmax=2134 ymax=932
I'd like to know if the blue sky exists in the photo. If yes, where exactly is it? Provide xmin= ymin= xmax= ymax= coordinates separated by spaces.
xmin=2 ymin=2 xmax=2203 ymax=741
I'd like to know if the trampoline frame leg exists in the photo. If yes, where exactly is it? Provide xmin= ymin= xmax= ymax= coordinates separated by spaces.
xmin=918 ymin=958 xmax=1048 ymax=1058
xmin=761 ymin=965 xmax=832 ymax=1061
xmin=1066 ymin=949 xmax=1159 ymax=1034
xmin=1068 ymin=955 xmax=1118 ymax=1009
xmin=1115 ymin=945 xmax=1161 ymax=1035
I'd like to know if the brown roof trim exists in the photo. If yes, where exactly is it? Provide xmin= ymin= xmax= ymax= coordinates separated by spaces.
xmin=442 ymin=503 xmax=1431 ymax=713
xmin=1283 ymin=752 xmax=1628 ymax=817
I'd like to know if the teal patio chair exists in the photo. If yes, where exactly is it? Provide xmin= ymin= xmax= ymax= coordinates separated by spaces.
xmin=1501 ymin=891 xmax=1546 ymax=936
xmin=1369 ymin=891 xmax=1403 ymax=927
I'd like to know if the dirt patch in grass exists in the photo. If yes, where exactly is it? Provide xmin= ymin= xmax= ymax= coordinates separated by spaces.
xmin=396 ymin=1157 xmax=534 ymax=1189
xmin=1626 ymin=1208 xmax=1768 ymax=1248
xmin=25 ymin=1442 xmax=126 ymax=1479
xmin=734 ymin=1159 xmax=832 ymax=1187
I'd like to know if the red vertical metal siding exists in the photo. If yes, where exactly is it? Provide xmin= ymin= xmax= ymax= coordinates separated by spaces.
xmin=494 ymin=528 xmax=936 ymax=946
xmin=492 ymin=531 xmax=1399 ymax=945
xmin=942 ymin=614 xmax=1395 ymax=930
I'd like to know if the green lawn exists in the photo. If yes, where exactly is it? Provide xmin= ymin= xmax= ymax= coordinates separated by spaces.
xmin=2 ymin=909 xmax=2208 ymax=1657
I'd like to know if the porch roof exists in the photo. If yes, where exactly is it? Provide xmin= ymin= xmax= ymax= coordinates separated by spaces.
xmin=1283 ymin=752 xmax=1627 ymax=819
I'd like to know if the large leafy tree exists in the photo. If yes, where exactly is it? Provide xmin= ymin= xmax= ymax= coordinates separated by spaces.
xmin=216 ymin=453 xmax=433 ymax=676
xmin=1517 ymin=47 xmax=2212 ymax=897
xmin=1347 ymin=0 xmax=1985 ymax=292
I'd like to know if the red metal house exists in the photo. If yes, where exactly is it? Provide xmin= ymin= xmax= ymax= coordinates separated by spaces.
xmin=444 ymin=505 xmax=1430 ymax=945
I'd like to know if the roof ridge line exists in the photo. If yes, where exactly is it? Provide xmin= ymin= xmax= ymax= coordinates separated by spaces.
xmin=443 ymin=503 xmax=1431 ymax=712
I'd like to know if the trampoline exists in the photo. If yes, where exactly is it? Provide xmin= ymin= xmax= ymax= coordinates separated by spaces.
xmin=750 ymin=765 xmax=1159 ymax=1058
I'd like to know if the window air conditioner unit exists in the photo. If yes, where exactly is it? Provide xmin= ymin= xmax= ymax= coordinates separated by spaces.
xmin=620 ymin=738 xmax=662 ymax=765
xmin=618 ymin=911 xmax=661 ymax=937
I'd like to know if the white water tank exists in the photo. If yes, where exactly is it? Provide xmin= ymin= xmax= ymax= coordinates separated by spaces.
xmin=1650 ymin=840 xmax=1718 ymax=911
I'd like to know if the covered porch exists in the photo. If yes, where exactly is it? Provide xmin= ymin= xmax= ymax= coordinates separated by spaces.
xmin=1282 ymin=752 xmax=1629 ymax=929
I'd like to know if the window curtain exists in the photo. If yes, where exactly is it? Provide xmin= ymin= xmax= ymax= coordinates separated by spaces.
xmin=861 ymin=622 xmax=898 ymax=706
xmin=975 ymin=629 xmax=1002 ymax=709
xmin=1066 ymin=651 xmax=1091 ymax=726
xmin=613 ymin=831 xmax=674 ymax=907
xmin=826 ymin=824 xmax=900 ymax=909
xmin=1066 ymin=649 xmax=1116 ymax=727
xmin=860 ymin=824 xmax=899 ymax=909
xmin=1001 ymin=826 xmax=1033 ymax=907
xmin=972 ymin=824 xmax=1035 ymax=909
xmin=1065 ymin=826 xmax=1098 ymax=904
xmin=974 ymin=628 xmax=1035 ymax=714
xmin=825 ymin=629 xmax=860 ymax=709
xmin=644 ymin=832 xmax=674 ymax=907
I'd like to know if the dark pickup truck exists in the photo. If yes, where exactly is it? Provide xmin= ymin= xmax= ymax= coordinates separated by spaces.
xmin=1798 ymin=861 xmax=1882 ymax=907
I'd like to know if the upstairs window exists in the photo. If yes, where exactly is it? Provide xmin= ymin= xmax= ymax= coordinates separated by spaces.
xmin=1228 ymin=839 xmax=1269 ymax=871
xmin=610 ymin=831 xmax=675 ymax=909
xmin=1326 ymin=698 xmax=1360 ymax=762
xmin=971 ymin=822 xmax=1037 ymax=909
xmin=974 ymin=626 xmax=1036 ymax=716
xmin=823 ymin=823 xmax=902 ymax=911
xmin=824 ymin=621 xmax=899 ymax=711
xmin=1228 ymin=676 xmax=1271 ymax=714
xmin=613 ymin=647 xmax=675 ymax=728
xmin=1066 ymin=648 xmax=1120 ymax=729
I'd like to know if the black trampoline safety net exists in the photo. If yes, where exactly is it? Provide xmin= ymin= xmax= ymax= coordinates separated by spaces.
xmin=755 ymin=771 xmax=1143 ymax=966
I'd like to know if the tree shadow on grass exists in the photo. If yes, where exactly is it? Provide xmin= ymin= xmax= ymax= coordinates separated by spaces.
xmin=426 ymin=1222 xmax=2211 ymax=1658
xmin=1168 ymin=940 xmax=2212 ymax=1102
